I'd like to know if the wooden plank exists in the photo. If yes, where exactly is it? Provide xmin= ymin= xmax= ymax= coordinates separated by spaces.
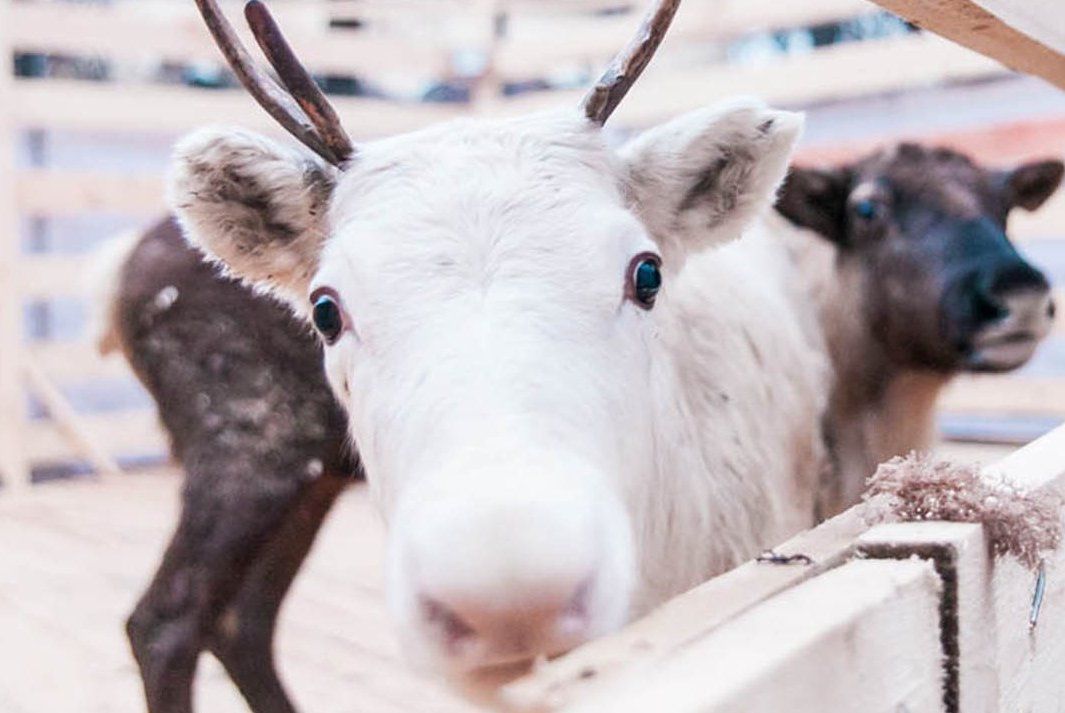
xmin=796 ymin=115 xmax=1065 ymax=168
xmin=500 ymin=32 xmax=1006 ymax=127
xmin=857 ymin=426 xmax=1065 ymax=713
xmin=558 ymin=560 xmax=945 ymax=713
xmin=496 ymin=0 xmax=871 ymax=77
xmin=984 ymin=420 xmax=1065 ymax=488
xmin=503 ymin=507 xmax=870 ymax=709
xmin=8 ymin=0 xmax=873 ymax=82
xmin=971 ymin=0 xmax=1065 ymax=58
xmin=10 ymin=79 xmax=463 ymax=138
xmin=18 ymin=255 xmax=94 ymax=299
xmin=0 ymin=1 xmax=29 ymax=491
xmin=939 ymin=376 xmax=1065 ymax=418
xmin=33 ymin=342 xmax=138 ymax=383
xmin=868 ymin=0 xmax=1065 ymax=90
xmin=22 ymin=361 xmax=122 ymax=478
xmin=8 ymin=1 xmax=461 ymax=78
xmin=25 ymin=410 xmax=168 ymax=464
xmin=16 ymin=171 xmax=165 ymax=217
xmin=858 ymin=522 xmax=994 ymax=712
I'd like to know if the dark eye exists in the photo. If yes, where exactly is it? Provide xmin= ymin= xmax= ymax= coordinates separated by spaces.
xmin=310 ymin=288 xmax=346 ymax=344
xmin=627 ymin=253 xmax=662 ymax=309
xmin=853 ymin=199 xmax=880 ymax=221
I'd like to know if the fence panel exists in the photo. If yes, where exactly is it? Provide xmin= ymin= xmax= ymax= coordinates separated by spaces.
xmin=564 ymin=560 xmax=945 ymax=713
xmin=0 ymin=1 xmax=28 ymax=489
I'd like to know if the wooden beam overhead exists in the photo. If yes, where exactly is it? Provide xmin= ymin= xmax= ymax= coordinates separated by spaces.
xmin=867 ymin=0 xmax=1065 ymax=90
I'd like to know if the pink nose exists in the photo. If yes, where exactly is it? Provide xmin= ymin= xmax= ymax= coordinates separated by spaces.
xmin=420 ymin=576 xmax=594 ymax=669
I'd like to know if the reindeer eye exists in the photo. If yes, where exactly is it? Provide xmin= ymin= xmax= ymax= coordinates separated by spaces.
xmin=310 ymin=288 xmax=346 ymax=345
xmin=627 ymin=253 xmax=662 ymax=310
xmin=853 ymin=199 xmax=880 ymax=221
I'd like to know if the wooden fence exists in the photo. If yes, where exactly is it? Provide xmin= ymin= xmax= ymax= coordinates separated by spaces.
xmin=1 ymin=0 xmax=1064 ymax=489
xmin=506 ymin=422 xmax=1065 ymax=712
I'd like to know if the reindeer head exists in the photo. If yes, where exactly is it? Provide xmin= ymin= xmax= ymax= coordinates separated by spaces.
xmin=778 ymin=144 xmax=1061 ymax=374
xmin=172 ymin=0 xmax=800 ymax=675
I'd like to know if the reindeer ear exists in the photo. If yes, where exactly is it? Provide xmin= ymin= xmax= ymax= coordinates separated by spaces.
xmin=168 ymin=127 xmax=336 ymax=306
xmin=621 ymin=99 xmax=802 ymax=263
xmin=1004 ymin=159 xmax=1064 ymax=212
xmin=775 ymin=166 xmax=852 ymax=246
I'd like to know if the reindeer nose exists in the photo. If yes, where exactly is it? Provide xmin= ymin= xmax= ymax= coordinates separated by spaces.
xmin=969 ymin=259 xmax=1050 ymax=329
xmin=988 ymin=259 xmax=1049 ymax=297
xmin=420 ymin=577 xmax=593 ymax=666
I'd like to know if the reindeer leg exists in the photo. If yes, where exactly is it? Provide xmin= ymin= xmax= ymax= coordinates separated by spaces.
xmin=208 ymin=472 xmax=347 ymax=713
xmin=126 ymin=457 xmax=311 ymax=713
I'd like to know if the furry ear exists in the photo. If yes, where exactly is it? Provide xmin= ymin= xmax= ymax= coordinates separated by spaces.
xmin=775 ymin=166 xmax=852 ymax=246
xmin=1004 ymin=159 xmax=1064 ymax=212
xmin=621 ymin=99 xmax=802 ymax=264
xmin=167 ymin=127 xmax=337 ymax=305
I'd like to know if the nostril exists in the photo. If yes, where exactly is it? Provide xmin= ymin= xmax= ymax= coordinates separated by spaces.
xmin=421 ymin=597 xmax=477 ymax=654
xmin=558 ymin=577 xmax=593 ymax=635
xmin=417 ymin=574 xmax=598 ymax=665
xmin=972 ymin=291 xmax=1008 ymax=326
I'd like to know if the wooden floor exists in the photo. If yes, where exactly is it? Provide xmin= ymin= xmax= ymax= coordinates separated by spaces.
xmin=0 ymin=470 xmax=477 ymax=713
xmin=0 ymin=441 xmax=1015 ymax=713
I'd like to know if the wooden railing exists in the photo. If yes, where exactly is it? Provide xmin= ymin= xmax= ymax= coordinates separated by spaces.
xmin=0 ymin=0 xmax=1060 ymax=488
xmin=505 ymin=423 xmax=1065 ymax=711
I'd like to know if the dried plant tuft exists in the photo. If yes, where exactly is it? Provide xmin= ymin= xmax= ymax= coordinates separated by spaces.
xmin=863 ymin=453 xmax=1062 ymax=570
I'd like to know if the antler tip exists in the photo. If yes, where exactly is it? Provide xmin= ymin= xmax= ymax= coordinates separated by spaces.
xmin=581 ymin=0 xmax=682 ymax=125
xmin=244 ymin=0 xmax=265 ymax=21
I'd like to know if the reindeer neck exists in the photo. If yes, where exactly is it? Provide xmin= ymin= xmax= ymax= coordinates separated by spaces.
xmin=779 ymin=217 xmax=952 ymax=514
xmin=630 ymin=228 xmax=827 ymax=611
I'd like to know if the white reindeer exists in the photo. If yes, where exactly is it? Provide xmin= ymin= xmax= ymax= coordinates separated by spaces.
xmin=172 ymin=0 xmax=826 ymax=675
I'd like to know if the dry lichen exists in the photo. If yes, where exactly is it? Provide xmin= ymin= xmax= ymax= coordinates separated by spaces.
xmin=863 ymin=453 xmax=1062 ymax=570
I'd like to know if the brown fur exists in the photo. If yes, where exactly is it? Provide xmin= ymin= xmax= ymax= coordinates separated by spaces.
xmin=780 ymin=219 xmax=951 ymax=515
xmin=114 ymin=217 xmax=357 ymax=713
xmin=776 ymin=143 xmax=1062 ymax=518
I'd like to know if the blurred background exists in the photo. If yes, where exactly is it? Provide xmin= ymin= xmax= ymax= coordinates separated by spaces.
xmin=0 ymin=1 xmax=1062 ymax=710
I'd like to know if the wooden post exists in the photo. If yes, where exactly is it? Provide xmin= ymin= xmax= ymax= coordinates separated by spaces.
xmin=0 ymin=0 xmax=29 ymax=492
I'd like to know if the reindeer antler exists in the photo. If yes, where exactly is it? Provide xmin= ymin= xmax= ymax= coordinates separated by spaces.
xmin=194 ymin=0 xmax=354 ymax=166
xmin=581 ymin=0 xmax=682 ymax=125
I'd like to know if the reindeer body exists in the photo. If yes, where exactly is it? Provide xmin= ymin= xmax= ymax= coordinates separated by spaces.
xmin=106 ymin=217 xmax=355 ymax=713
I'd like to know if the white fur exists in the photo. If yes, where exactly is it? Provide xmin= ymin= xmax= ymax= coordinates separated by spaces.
xmin=172 ymin=101 xmax=827 ymax=674
xmin=623 ymin=99 xmax=802 ymax=265
xmin=168 ymin=127 xmax=337 ymax=309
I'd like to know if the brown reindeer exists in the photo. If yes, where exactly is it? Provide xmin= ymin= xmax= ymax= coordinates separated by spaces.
xmin=109 ymin=216 xmax=357 ymax=713
xmin=776 ymin=143 xmax=1062 ymax=515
